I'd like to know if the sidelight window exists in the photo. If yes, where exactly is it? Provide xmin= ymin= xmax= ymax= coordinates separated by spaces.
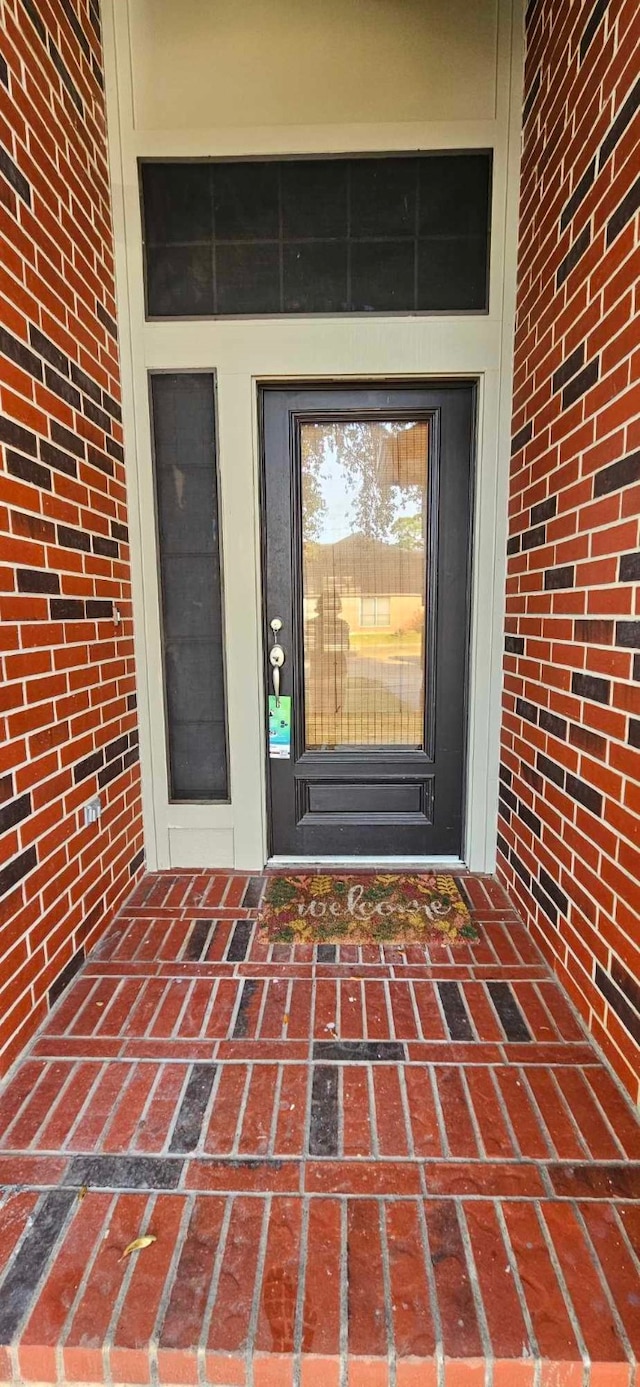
xmin=149 ymin=372 xmax=229 ymax=802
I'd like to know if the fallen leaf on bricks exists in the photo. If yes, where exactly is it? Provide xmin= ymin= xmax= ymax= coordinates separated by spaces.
xmin=78 ymin=1186 xmax=88 ymax=1201
xmin=120 ymin=1235 xmax=157 ymax=1261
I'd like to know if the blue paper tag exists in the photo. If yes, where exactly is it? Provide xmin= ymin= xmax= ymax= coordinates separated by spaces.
xmin=268 ymin=695 xmax=291 ymax=758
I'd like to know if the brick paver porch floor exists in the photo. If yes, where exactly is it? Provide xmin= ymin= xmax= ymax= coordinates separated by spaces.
xmin=0 ymin=872 xmax=638 ymax=1386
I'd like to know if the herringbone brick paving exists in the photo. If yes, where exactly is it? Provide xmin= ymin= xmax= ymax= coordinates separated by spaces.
xmin=0 ymin=871 xmax=638 ymax=1385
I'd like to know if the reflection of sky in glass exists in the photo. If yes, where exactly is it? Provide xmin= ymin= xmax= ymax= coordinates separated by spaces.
xmin=316 ymin=443 xmax=422 ymax=545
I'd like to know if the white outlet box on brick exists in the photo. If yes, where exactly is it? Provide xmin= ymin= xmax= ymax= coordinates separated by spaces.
xmin=84 ymin=797 xmax=102 ymax=827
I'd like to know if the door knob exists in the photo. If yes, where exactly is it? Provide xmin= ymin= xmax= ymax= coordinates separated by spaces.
xmin=269 ymin=619 xmax=285 ymax=704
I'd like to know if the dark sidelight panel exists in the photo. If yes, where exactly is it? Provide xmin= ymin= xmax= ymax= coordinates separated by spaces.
xmin=149 ymin=373 xmax=228 ymax=801
xmin=141 ymin=152 xmax=492 ymax=318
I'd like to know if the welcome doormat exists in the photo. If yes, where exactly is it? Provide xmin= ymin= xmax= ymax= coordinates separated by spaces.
xmin=257 ymin=873 xmax=478 ymax=946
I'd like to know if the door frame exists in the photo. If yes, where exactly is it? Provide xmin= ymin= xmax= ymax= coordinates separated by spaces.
xmin=258 ymin=379 xmax=476 ymax=864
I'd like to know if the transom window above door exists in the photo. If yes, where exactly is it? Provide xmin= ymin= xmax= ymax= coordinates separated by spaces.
xmin=140 ymin=153 xmax=492 ymax=318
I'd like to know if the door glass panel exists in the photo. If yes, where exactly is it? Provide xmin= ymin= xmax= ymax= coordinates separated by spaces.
xmin=301 ymin=420 xmax=429 ymax=750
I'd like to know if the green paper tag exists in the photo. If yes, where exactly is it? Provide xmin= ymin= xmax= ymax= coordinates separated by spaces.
xmin=268 ymin=695 xmax=291 ymax=758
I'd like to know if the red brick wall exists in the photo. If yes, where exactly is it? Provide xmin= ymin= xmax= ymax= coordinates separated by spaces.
xmin=0 ymin=0 xmax=143 ymax=1076
xmin=499 ymin=0 xmax=640 ymax=1101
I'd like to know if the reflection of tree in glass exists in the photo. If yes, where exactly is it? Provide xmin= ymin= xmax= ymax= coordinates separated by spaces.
xmin=300 ymin=452 xmax=327 ymax=542
xmin=301 ymin=421 xmax=423 ymax=541
xmin=391 ymin=513 xmax=423 ymax=549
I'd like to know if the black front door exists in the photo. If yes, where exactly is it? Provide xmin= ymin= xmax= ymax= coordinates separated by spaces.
xmin=261 ymin=383 xmax=474 ymax=857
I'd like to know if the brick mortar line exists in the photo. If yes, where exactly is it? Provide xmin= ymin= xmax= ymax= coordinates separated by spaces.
xmin=2 ymin=1186 xmax=639 ymax=1206
xmin=203 ymin=976 xmax=228 ymax=1038
xmin=580 ymin=1068 xmax=633 ymax=1160
xmin=282 ymin=974 xmax=294 ymax=1042
xmin=416 ymin=1196 xmax=444 ymax=1387
xmin=382 ymin=976 xmax=396 ymax=1041
xmin=552 ymin=1066 xmax=601 ymax=1160
xmin=162 ymin=1061 xmax=192 ymax=1157
xmin=140 ymin=976 xmax=176 ymax=1042
xmin=292 ymin=1193 xmax=309 ymax=1386
xmin=367 ymin=1064 xmax=380 ymax=1159
xmin=102 ymin=1190 xmax=157 ymax=1385
xmin=196 ymin=1056 xmax=224 ymax=1159
xmin=87 ymin=977 xmax=126 ymax=1037
xmin=267 ymin=1059 xmax=284 ymax=1159
xmin=397 ymin=1064 xmax=416 ymax=1161
xmin=339 ymin=1197 xmax=348 ymax=1387
xmin=516 ymin=1065 xmax=559 ymax=1161
xmin=130 ymin=1062 xmax=166 ymax=1157
xmin=56 ymin=1187 xmax=119 ymax=1373
xmin=254 ymin=973 xmax=270 ymax=1038
xmin=149 ymin=1189 xmax=194 ymax=1386
xmin=245 ymin=1193 xmax=271 ymax=1387
xmin=89 ymin=942 xmax=544 ymax=956
xmin=79 ymin=968 xmax=553 ymax=983
xmin=490 ymin=1063 xmax=527 ymax=1162
xmin=377 ymin=1196 xmax=397 ymax=1387
xmin=337 ymin=1062 xmax=345 ymax=1159
xmin=531 ymin=978 xmax=575 ymax=1045
xmin=360 ymin=976 xmax=369 ymax=1041
xmin=303 ymin=972 xmax=317 ymax=1166
xmin=465 ymin=981 xmax=484 ymax=1042
xmin=63 ymin=1057 xmax=112 ymax=1149
xmin=406 ymin=973 xmax=426 ymax=1035
xmin=534 ymin=1199 xmax=590 ymax=1377
xmin=4 ymin=1151 xmax=636 ymax=1171
xmin=22 ymin=1052 xmax=604 ymax=1066
xmin=573 ymin=1197 xmax=635 ymax=1370
xmin=334 ymin=968 xmax=343 ymax=1038
xmin=133 ymin=916 xmax=163 ymax=962
xmin=455 ymin=1196 xmax=493 ymax=1379
xmin=172 ymin=975 xmax=198 ymax=1038
xmin=612 ymin=1203 xmax=640 ymax=1278
xmin=100 ymin=1059 xmax=150 ymax=1152
xmin=197 ymin=1191 xmax=233 ymax=1380
xmin=229 ymin=1063 xmax=252 ymax=1160
xmin=459 ymin=1067 xmax=488 ymax=1161
xmin=429 ymin=1066 xmax=450 ymax=1160
xmin=494 ymin=1199 xmax=541 ymax=1378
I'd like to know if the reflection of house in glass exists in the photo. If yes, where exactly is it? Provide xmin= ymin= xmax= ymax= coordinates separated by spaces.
xmin=302 ymin=420 xmax=429 ymax=750
xmin=304 ymin=535 xmax=425 ymax=635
